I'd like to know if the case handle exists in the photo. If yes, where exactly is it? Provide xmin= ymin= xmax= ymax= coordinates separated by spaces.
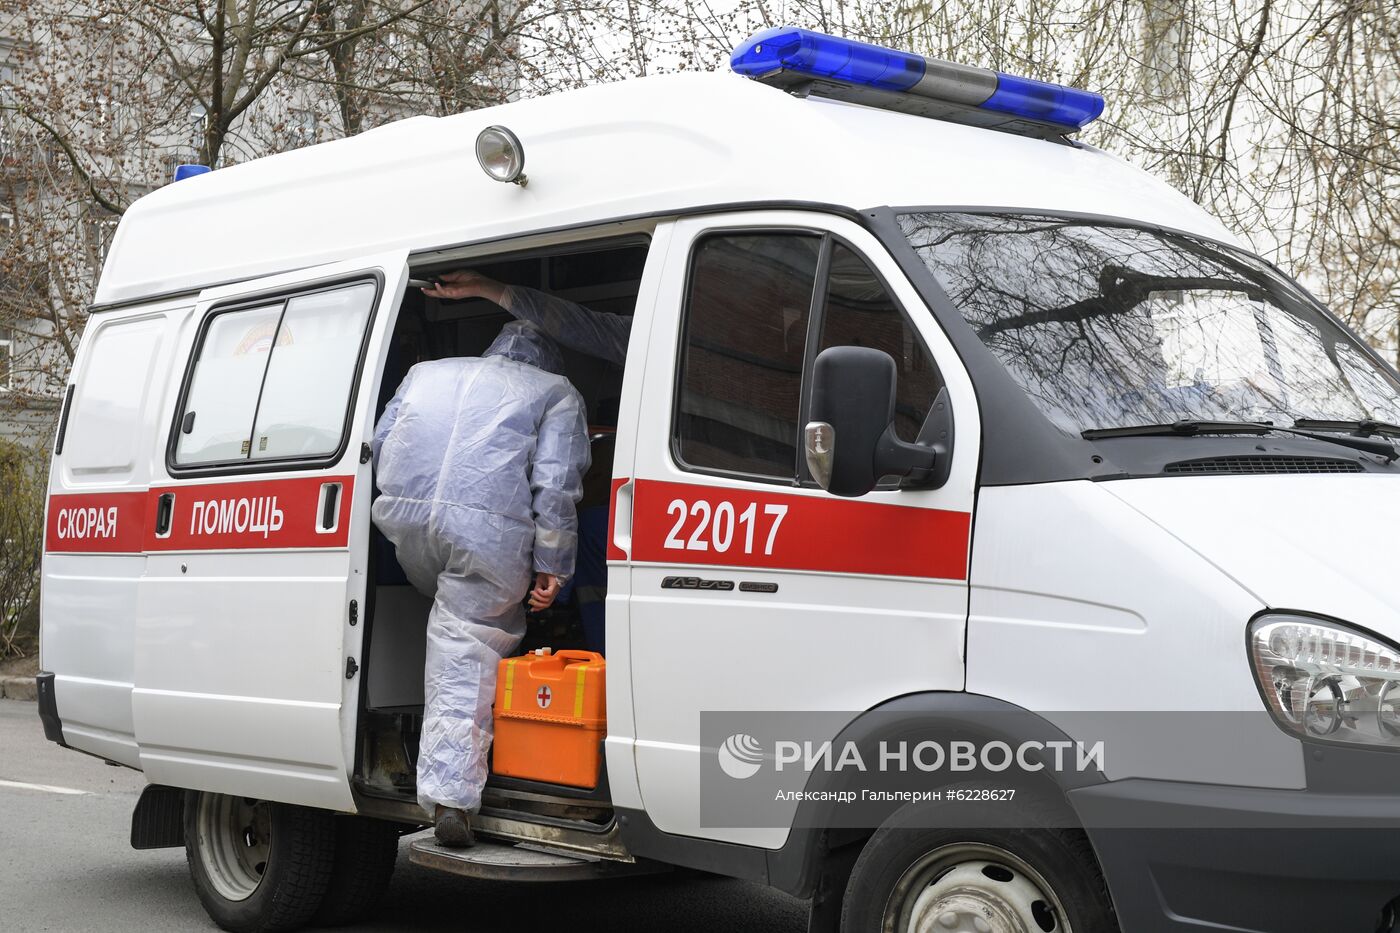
xmin=556 ymin=649 xmax=604 ymax=665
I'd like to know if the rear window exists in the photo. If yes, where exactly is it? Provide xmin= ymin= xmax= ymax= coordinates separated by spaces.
xmin=173 ymin=280 xmax=376 ymax=469
xmin=64 ymin=314 xmax=167 ymax=481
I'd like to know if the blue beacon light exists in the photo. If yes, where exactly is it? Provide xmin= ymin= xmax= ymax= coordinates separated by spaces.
xmin=173 ymin=164 xmax=212 ymax=182
xmin=983 ymin=72 xmax=1105 ymax=129
xmin=730 ymin=27 xmax=1104 ymax=134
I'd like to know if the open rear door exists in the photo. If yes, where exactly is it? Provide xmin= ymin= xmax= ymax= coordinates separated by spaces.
xmin=132 ymin=251 xmax=407 ymax=811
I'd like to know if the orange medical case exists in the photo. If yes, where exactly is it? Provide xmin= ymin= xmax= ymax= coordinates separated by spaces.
xmin=492 ymin=649 xmax=606 ymax=788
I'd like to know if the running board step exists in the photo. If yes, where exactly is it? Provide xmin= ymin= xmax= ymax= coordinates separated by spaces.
xmin=408 ymin=834 xmax=661 ymax=882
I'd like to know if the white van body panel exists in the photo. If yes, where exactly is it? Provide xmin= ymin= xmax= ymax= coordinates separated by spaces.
xmin=133 ymin=550 xmax=360 ymax=807
xmin=623 ymin=212 xmax=982 ymax=849
xmin=598 ymin=222 xmax=675 ymax=814
xmin=40 ymin=557 xmax=143 ymax=765
xmin=41 ymin=300 xmax=190 ymax=767
xmin=1103 ymin=475 xmax=1400 ymax=631
xmin=96 ymin=72 xmax=1236 ymax=306
xmin=965 ymin=480 xmax=1305 ymax=788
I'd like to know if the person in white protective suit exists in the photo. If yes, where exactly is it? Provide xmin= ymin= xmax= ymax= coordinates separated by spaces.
xmin=422 ymin=273 xmax=629 ymax=655
xmin=372 ymin=320 xmax=590 ymax=847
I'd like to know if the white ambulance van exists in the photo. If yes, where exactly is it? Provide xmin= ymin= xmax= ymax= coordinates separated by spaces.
xmin=38 ymin=26 xmax=1400 ymax=933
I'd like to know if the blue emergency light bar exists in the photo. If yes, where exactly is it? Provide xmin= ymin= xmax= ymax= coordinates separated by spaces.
xmin=730 ymin=27 xmax=1105 ymax=137
xmin=173 ymin=163 xmax=211 ymax=182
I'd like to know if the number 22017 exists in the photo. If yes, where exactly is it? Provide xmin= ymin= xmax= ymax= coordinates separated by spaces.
xmin=663 ymin=499 xmax=788 ymax=555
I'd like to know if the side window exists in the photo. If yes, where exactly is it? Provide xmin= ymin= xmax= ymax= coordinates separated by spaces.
xmin=176 ymin=304 xmax=283 ymax=465
xmin=174 ymin=281 xmax=375 ymax=468
xmin=674 ymin=233 xmax=821 ymax=480
xmin=64 ymin=315 xmax=167 ymax=480
xmin=815 ymin=243 xmax=943 ymax=442
xmin=251 ymin=283 xmax=376 ymax=459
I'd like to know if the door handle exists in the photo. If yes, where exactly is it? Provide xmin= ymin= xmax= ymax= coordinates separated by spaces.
xmin=318 ymin=482 xmax=342 ymax=533
xmin=155 ymin=493 xmax=175 ymax=538
xmin=611 ymin=479 xmax=633 ymax=559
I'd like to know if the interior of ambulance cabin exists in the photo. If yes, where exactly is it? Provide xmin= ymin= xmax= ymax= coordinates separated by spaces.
xmin=357 ymin=234 xmax=645 ymax=801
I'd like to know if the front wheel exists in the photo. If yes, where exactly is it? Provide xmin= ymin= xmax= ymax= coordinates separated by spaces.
xmin=185 ymin=791 xmax=336 ymax=933
xmin=841 ymin=825 xmax=1119 ymax=933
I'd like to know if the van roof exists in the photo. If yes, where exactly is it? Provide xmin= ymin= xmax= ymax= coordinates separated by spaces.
xmin=96 ymin=71 xmax=1238 ymax=306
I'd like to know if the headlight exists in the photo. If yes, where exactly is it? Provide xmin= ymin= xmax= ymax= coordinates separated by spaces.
xmin=1250 ymin=614 xmax=1400 ymax=747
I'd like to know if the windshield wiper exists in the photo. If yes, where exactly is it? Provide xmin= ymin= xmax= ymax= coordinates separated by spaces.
xmin=1082 ymin=420 xmax=1269 ymax=439
xmin=1081 ymin=419 xmax=1399 ymax=461
xmin=1292 ymin=419 xmax=1400 ymax=439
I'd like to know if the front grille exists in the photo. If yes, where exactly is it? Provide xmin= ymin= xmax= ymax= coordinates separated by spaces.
xmin=1164 ymin=455 xmax=1363 ymax=475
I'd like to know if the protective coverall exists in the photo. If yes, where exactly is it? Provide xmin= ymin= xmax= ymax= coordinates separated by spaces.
xmin=499 ymin=286 xmax=630 ymax=653
xmin=502 ymin=285 xmax=631 ymax=366
xmin=371 ymin=322 xmax=590 ymax=814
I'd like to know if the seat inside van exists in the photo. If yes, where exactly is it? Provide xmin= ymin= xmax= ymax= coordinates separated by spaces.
xmin=355 ymin=236 xmax=644 ymax=803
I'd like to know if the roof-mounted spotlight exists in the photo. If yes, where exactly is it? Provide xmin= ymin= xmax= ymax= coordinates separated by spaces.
xmin=475 ymin=125 xmax=527 ymax=186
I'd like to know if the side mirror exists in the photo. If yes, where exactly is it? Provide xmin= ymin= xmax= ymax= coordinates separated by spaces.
xmin=805 ymin=346 xmax=952 ymax=497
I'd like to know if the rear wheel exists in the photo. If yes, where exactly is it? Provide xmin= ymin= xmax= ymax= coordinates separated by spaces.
xmin=185 ymin=791 xmax=336 ymax=933
xmin=311 ymin=816 xmax=401 ymax=927
xmin=841 ymin=825 xmax=1118 ymax=933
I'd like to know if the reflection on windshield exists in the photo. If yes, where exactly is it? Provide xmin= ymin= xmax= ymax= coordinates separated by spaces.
xmin=899 ymin=212 xmax=1400 ymax=435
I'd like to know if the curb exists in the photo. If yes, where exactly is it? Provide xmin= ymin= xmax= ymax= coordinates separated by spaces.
xmin=0 ymin=675 xmax=37 ymax=701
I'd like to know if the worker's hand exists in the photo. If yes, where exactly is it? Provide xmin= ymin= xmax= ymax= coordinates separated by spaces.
xmin=528 ymin=573 xmax=561 ymax=611
xmin=422 ymin=270 xmax=506 ymax=305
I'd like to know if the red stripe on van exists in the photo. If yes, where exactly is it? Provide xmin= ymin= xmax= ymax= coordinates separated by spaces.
xmin=148 ymin=475 xmax=355 ymax=551
xmin=630 ymin=479 xmax=970 ymax=580
xmin=45 ymin=476 xmax=356 ymax=553
xmin=45 ymin=492 xmax=148 ymax=553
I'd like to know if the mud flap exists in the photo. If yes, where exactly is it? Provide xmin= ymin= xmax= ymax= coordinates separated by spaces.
xmin=130 ymin=784 xmax=186 ymax=849
xmin=36 ymin=672 xmax=64 ymax=747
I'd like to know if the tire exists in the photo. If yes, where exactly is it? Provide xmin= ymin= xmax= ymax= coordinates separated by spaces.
xmin=185 ymin=791 xmax=337 ymax=933
xmin=311 ymin=817 xmax=401 ymax=927
xmin=840 ymin=824 xmax=1119 ymax=933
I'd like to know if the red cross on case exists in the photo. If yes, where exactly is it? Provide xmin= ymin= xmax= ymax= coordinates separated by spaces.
xmin=536 ymin=685 xmax=552 ymax=709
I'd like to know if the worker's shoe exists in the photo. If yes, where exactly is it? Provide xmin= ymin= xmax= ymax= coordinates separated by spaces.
xmin=433 ymin=806 xmax=475 ymax=848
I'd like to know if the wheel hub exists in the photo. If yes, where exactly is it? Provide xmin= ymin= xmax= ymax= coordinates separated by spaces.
xmin=197 ymin=793 xmax=272 ymax=902
xmin=893 ymin=843 xmax=1069 ymax=933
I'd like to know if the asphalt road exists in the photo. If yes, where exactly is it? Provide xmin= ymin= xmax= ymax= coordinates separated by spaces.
xmin=0 ymin=699 xmax=807 ymax=932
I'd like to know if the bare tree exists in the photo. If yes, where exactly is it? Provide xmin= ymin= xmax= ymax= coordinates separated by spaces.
xmin=0 ymin=0 xmax=1394 ymax=434
xmin=300 ymin=0 xmax=527 ymax=124
xmin=873 ymin=0 xmax=1399 ymax=366
xmin=0 ymin=0 xmax=534 ymax=440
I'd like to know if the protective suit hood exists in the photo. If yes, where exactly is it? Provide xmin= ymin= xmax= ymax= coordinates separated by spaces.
xmin=485 ymin=320 xmax=566 ymax=375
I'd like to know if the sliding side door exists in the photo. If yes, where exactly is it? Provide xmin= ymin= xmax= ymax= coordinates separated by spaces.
xmin=133 ymin=252 xmax=407 ymax=811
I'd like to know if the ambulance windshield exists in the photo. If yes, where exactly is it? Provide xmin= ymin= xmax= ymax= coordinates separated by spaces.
xmin=900 ymin=211 xmax=1400 ymax=437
